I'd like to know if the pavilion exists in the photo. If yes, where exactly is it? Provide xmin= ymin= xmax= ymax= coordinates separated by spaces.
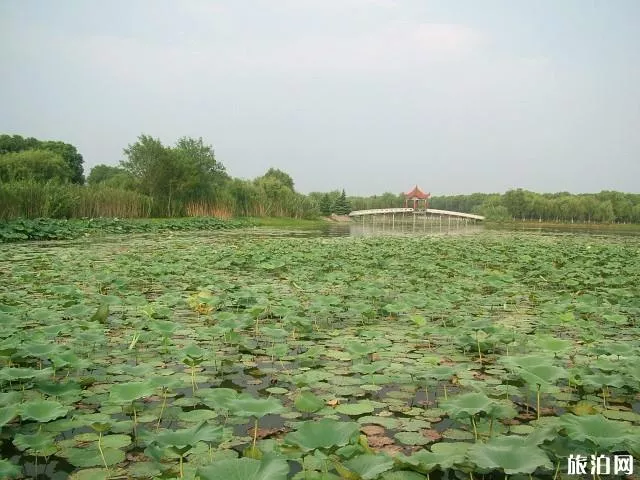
xmin=404 ymin=185 xmax=431 ymax=210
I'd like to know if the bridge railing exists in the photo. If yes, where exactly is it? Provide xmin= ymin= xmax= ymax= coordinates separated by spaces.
xmin=348 ymin=208 xmax=414 ymax=217
xmin=348 ymin=207 xmax=484 ymax=220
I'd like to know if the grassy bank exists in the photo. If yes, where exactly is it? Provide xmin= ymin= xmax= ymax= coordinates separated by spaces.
xmin=485 ymin=220 xmax=640 ymax=232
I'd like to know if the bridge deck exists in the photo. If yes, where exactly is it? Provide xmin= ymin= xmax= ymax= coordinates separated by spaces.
xmin=348 ymin=207 xmax=484 ymax=221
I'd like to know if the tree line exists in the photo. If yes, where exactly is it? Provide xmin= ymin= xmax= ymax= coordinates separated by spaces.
xmin=347 ymin=190 xmax=640 ymax=223
xmin=1 ymin=133 xmax=638 ymax=223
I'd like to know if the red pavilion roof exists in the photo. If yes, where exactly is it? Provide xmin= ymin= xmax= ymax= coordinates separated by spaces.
xmin=404 ymin=185 xmax=430 ymax=199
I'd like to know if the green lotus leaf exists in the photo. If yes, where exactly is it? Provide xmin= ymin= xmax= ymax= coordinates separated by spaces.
xmin=230 ymin=395 xmax=284 ymax=418
xmin=0 ymin=459 xmax=21 ymax=479
xmin=285 ymin=418 xmax=360 ymax=451
xmin=294 ymin=391 xmax=325 ymax=413
xmin=0 ymin=405 xmax=17 ymax=427
xmin=427 ymin=365 xmax=457 ymax=380
xmin=154 ymin=421 xmax=223 ymax=448
xmin=100 ymin=434 xmax=132 ymax=449
xmin=261 ymin=327 xmax=289 ymax=339
xmin=343 ymin=453 xmax=394 ymax=479
xmin=1 ymin=367 xmax=46 ymax=381
xmin=381 ymin=472 xmax=427 ymax=480
xmin=518 ymin=364 xmax=567 ymax=388
xmin=335 ymin=401 xmax=375 ymax=416
xmin=183 ymin=343 xmax=205 ymax=359
xmin=65 ymin=446 xmax=125 ymax=467
xmin=196 ymin=388 xmax=238 ymax=410
xmin=109 ymin=381 xmax=155 ymax=403
xmin=68 ymin=468 xmax=110 ymax=480
xmin=0 ymin=392 xmax=20 ymax=407
xmin=394 ymin=431 xmax=432 ymax=446
xmin=581 ymin=372 xmax=626 ymax=388
xmin=37 ymin=380 xmax=82 ymax=397
xmin=21 ymin=342 xmax=59 ymax=358
xmin=440 ymin=392 xmax=496 ymax=419
xmin=468 ymin=435 xmax=553 ymax=474
xmin=559 ymin=414 xmax=632 ymax=450
xmin=20 ymin=399 xmax=69 ymax=423
xmin=13 ymin=431 xmax=57 ymax=453
xmin=535 ymin=336 xmax=572 ymax=355
xmin=501 ymin=355 xmax=549 ymax=370
xmin=402 ymin=442 xmax=471 ymax=471
xmin=149 ymin=319 xmax=178 ymax=336
xmin=197 ymin=454 xmax=289 ymax=480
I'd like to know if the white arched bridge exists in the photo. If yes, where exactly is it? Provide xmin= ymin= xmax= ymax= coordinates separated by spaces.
xmin=349 ymin=207 xmax=485 ymax=221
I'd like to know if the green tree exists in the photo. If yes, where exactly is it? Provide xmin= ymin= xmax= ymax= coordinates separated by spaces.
xmin=174 ymin=136 xmax=228 ymax=200
xmin=594 ymin=200 xmax=615 ymax=223
xmin=318 ymin=194 xmax=332 ymax=216
xmin=0 ymin=149 xmax=72 ymax=183
xmin=121 ymin=135 xmax=185 ymax=216
xmin=332 ymin=190 xmax=351 ymax=215
xmin=87 ymin=165 xmax=128 ymax=184
xmin=0 ymin=135 xmax=85 ymax=184
xmin=262 ymin=168 xmax=294 ymax=191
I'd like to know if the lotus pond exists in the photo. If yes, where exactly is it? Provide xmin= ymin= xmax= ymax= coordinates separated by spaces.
xmin=0 ymin=230 xmax=638 ymax=480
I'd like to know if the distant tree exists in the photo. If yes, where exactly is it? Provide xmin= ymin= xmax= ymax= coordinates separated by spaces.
xmin=0 ymin=149 xmax=72 ymax=183
xmin=0 ymin=134 xmax=84 ymax=183
xmin=88 ymin=165 xmax=128 ymax=184
xmin=594 ymin=200 xmax=615 ymax=223
xmin=121 ymin=135 xmax=185 ymax=216
xmin=261 ymin=168 xmax=295 ymax=191
xmin=332 ymin=190 xmax=351 ymax=215
xmin=319 ymin=194 xmax=332 ymax=216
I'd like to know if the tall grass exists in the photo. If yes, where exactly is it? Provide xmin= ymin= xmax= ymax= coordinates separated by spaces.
xmin=0 ymin=181 xmax=319 ymax=220
xmin=0 ymin=181 xmax=153 ymax=220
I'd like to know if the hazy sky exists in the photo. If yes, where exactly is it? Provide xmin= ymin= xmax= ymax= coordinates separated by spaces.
xmin=1 ymin=1 xmax=639 ymax=195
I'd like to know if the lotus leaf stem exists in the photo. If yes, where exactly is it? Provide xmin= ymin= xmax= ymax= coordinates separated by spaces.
xmin=98 ymin=431 xmax=109 ymax=473
xmin=252 ymin=418 xmax=259 ymax=451
xmin=537 ymin=384 xmax=541 ymax=420
xmin=156 ymin=389 xmax=168 ymax=430
xmin=471 ymin=415 xmax=478 ymax=441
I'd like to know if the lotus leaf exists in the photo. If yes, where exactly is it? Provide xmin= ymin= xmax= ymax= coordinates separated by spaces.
xmin=402 ymin=442 xmax=471 ymax=471
xmin=343 ymin=454 xmax=394 ymax=479
xmin=65 ymin=446 xmax=126 ymax=467
xmin=109 ymin=381 xmax=155 ymax=403
xmin=154 ymin=421 xmax=223 ymax=448
xmin=197 ymin=454 xmax=289 ymax=480
xmin=467 ymin=435 xmax=553 ymax=474
xmin=0 ymin=405 xmax=17 ymax=427
xmin=231 ymin=395 xmax=285 ymax=418
xmin=335 ymin=401 xmax=376 ymax=416
xmin=285 ymin=418 xmax=360 ymax=451
xmin=559 ymin=414 xmax=633 ymax=450
xmin=0 ymin=459 xmax=21 ymax=479
xmin=441 ymin=392 xmax=496 ymax=418
xmin=295 ymin=391 xmax=325 ymax=413
xmin=20 ymin=399 xmax=69 ymax=422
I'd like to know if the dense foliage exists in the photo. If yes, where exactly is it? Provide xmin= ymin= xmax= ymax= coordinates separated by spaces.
xmin=0 ymin=217 xmax=251 ymax=243
xmin=0 ymin=231 xmax=638 ymax=478
xmin=1 ymin=132 xmax=638 ymax=223
xmin=0 ymin=134 xmax=84 ymax=184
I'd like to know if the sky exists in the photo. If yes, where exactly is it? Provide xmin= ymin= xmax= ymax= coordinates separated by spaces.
xmin=1 ymin=1 xmax=639 ymax=196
